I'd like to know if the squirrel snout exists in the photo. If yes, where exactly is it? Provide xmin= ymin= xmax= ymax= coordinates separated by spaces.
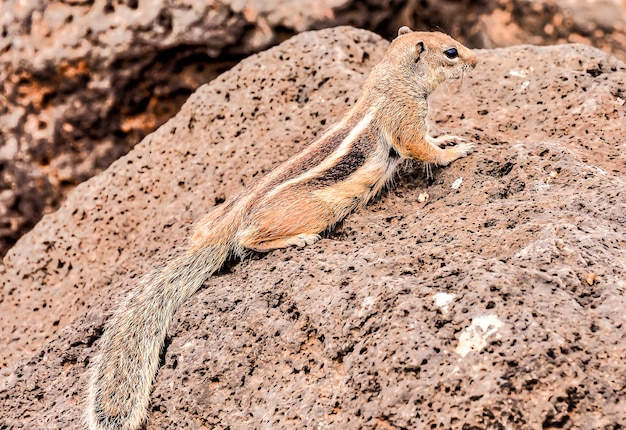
xmin=470 ymin=56 xmax=478 ymax=69
xmin=466 ymin=51 xmax=478 ymax=69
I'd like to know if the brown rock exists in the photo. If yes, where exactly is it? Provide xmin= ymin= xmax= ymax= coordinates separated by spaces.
xmin=0 ymin=0 xmax=419 ymax=258
xmin=1 ymin=26 xmax=626 ymax=429
xmin=468 ymin=0 xmax=626 ymax=61
xmin=4 ymin=0 xmax=626 ymax=262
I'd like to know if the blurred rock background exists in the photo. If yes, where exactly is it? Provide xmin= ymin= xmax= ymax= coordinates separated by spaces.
xmin=1 ymin=0 xmax=625 ymax=258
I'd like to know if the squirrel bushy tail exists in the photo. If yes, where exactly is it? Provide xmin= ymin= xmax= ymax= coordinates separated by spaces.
xmin=86 ymin=243 xmax=230 ymax=430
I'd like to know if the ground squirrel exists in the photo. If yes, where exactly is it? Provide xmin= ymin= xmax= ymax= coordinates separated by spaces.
xmin=86 ymin=27 xmax=477 ymax=430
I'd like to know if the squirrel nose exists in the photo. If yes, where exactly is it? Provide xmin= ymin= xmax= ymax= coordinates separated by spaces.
xmin=467 ymin=51 xmax=478 ymax=69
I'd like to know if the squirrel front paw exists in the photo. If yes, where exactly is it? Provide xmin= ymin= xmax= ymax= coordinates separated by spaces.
xmin=438 ymin=141 xmax=474 ymax=165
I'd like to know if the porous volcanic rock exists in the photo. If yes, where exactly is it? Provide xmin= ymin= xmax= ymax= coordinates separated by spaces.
xmin=0 ymin=0 xmax=416 ymax=258
xmin=1 ymin=26 xmax=626 ymax=429
xmin=5 ymin=0 xmax=626 ymax=261
xmin=468 ymin=0 xmax=626 ymax=60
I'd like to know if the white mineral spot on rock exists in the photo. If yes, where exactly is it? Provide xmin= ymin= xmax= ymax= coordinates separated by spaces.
xmin=357 ymin=295 xmax=377 ymax=317
xmin=455 ymin=314 xmax=503 ymax=357
xmin=451 ymin=177 xmax=463 ymax=189
xmin=433 ymin=292 xmax=455 ymax=312
xmin=508 ymin=66 xmax=533 ymax=78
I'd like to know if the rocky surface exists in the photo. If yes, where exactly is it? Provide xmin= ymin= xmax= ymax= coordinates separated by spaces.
xmin=0 ymin=0 xmax=413 ymax=257
xmin=466 ymin=0 xmax=626 ymax=61
xmin=1 ymin=26 xmax=626 ymax=429
xmin=3 ymin=0 xmax=626 ymax=259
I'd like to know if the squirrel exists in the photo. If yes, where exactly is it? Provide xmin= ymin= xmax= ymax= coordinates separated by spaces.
xmin=86 ymin=26 xmax=477 ymax=430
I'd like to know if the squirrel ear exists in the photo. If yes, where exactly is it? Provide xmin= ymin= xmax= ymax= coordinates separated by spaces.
xmin=416 ymin=41 xmax=425 ymax=55
xmin=398 ymin=26 xmax=412 ymax=37
xmin=414 ymin=41 xmax=425 ymax=63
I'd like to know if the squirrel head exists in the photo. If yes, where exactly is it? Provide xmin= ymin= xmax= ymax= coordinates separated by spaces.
xmin=391 ymin=26 xmax=477 ymax=86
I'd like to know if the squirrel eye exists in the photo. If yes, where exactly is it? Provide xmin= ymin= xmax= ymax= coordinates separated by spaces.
xmin=444 ymin=48 xmax=458 ymax=59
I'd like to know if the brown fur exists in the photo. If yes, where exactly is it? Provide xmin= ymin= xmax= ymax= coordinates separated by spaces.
xmin=86 ymin=27 xmax=477 ymax=430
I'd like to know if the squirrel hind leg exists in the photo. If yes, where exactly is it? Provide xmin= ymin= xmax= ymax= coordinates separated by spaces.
xmin=423 ymin=133 xmax=475 ymax=166
xmin=244 ymin=233 xmax=321 ymax=252
xmin=237 ymin=192 xmax=331 ymax=253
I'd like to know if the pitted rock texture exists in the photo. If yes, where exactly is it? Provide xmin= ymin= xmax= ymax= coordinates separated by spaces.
xmin=4 ymin=0 xmax=626 ymax=260
xmin=468 ymin=0 xmax=626 ymax=61
xmin=0 ymin=0 xmax=430 ymax=258
xmin=1 ymin=26 xmax=626 ymax=429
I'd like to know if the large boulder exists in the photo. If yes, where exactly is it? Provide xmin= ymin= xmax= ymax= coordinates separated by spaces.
xmin=3 ymin=0 xmax=486 ymax=259
xmin=4 ymin=0 xmax=626 ymax=261
xmin=1 ymin=26 xmax=625 ymax=428
xmin=0 ymin=0 xmax=411 ymax=257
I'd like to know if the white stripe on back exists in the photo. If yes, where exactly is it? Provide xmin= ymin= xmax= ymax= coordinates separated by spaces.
xmin=264 ymin=110 xmax=375 ymax=200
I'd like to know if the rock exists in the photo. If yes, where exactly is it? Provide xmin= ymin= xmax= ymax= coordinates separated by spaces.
xmin=0 ymin=0 xmax=419 ymax=258
xmin=467 ymin=0 xmax=626 ymax=61
xmin=1 ymin=26 xmax=626 ymax=429
xmin=5 ymin=0 xmax=626 ymax=261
